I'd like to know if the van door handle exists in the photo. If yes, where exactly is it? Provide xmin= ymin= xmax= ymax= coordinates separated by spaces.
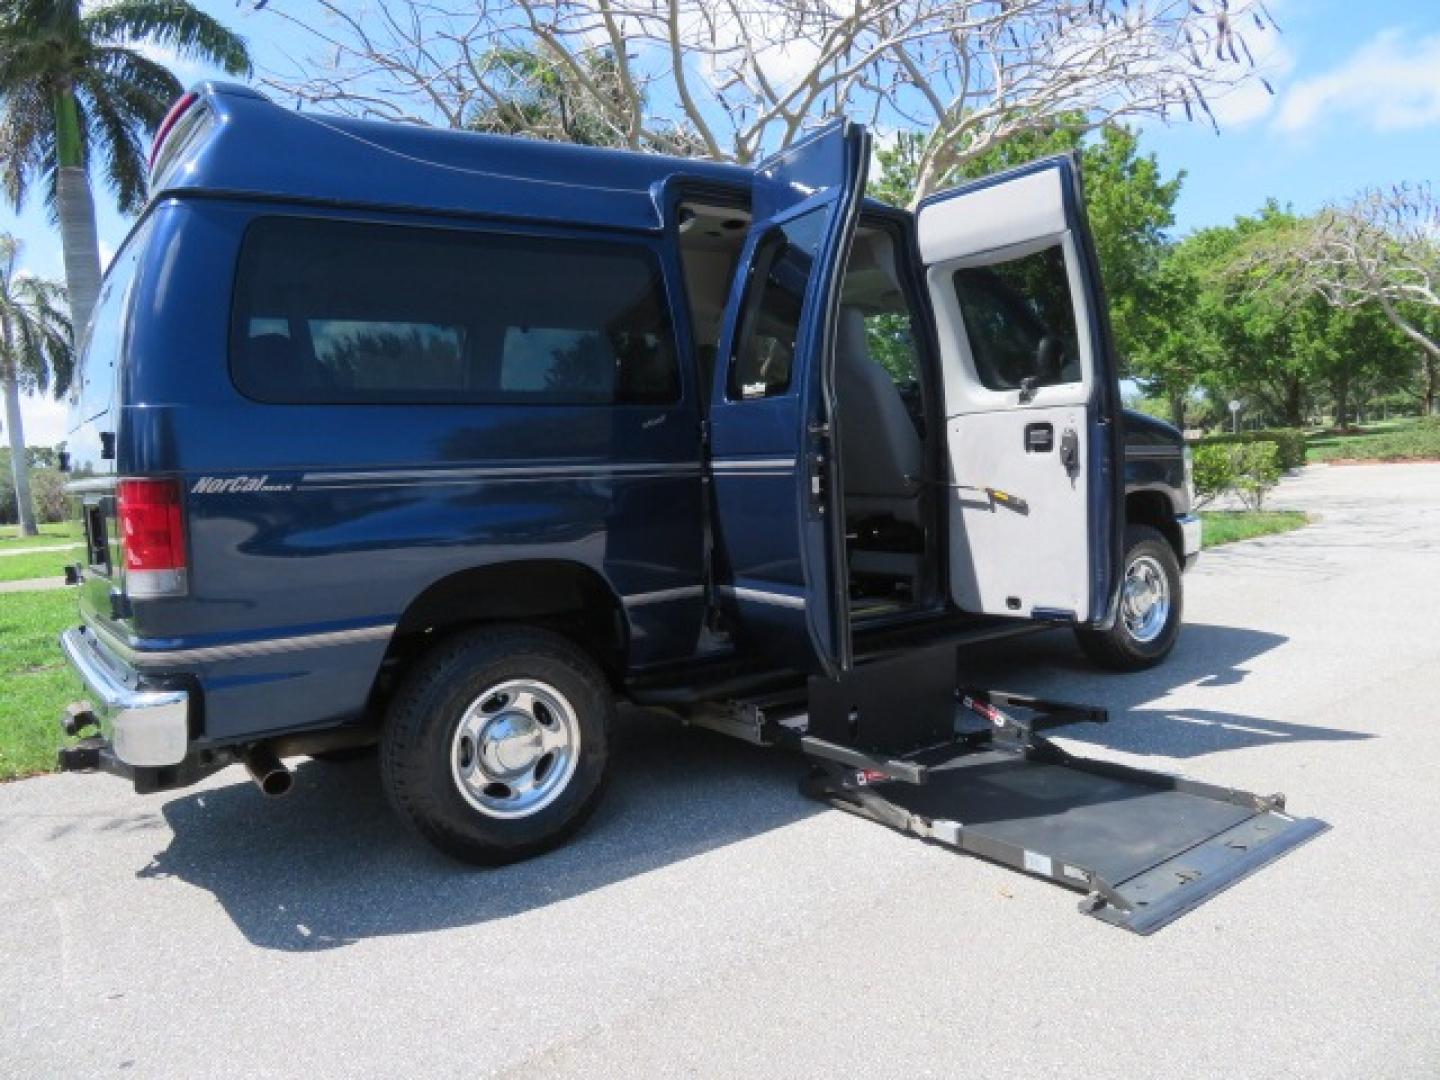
xmin=1024 ymin=423 xmax=1053 ymax=453
xmin=1059 ymin=427 xmax=1080 ymax=478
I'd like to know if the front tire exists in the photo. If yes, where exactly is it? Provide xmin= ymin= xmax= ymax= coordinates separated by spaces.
xmin=380 ymin=626 xmax=613 ymax=865
xmin=1075 ymin=525 xmax=1183 ymax=672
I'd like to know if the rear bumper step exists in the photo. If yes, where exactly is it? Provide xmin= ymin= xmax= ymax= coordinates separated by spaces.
xmin=59 ymin=625 xmax=190 ymax=767
xmin=56 ymin=734 xmax=233 ymax=795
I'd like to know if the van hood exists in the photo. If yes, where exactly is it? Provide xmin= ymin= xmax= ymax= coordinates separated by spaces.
xmin=1122 ymin=408 xmax=1182 ymax=449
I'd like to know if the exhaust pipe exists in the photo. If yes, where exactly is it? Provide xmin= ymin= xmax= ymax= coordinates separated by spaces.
xmin=244 ymin=744 xmax=293 ymax=797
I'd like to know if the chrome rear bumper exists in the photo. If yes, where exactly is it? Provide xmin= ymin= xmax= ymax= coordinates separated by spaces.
xmin=60 ymin=625 xmax=190 ymax=767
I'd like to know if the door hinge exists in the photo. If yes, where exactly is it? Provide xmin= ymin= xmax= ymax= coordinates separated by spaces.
xmin=810 ymin=452 xmax=828 ymax=514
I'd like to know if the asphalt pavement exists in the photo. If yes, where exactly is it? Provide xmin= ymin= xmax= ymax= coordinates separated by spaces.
xmin=3 ymin=462 xmax=1438 ymax=1078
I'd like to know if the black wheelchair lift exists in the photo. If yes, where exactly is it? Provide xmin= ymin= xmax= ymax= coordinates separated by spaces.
xmin=707 ymin=643 xmax=1326 ymax=935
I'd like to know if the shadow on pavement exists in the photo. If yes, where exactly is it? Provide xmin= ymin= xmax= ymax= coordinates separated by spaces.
xmin=139 ymin=622 xmax=1367 ymax=951
xmin=957 ymin=622 xmax=1373 ymax=759
xmin=139 ymin=710 xmax=820 ymax=952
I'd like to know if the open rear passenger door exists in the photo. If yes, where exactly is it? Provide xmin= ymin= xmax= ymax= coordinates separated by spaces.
xmin=917 ymin=155 xmax=1125 ymax=627
xmin=707 ymin=121 xmax=870 ymax=676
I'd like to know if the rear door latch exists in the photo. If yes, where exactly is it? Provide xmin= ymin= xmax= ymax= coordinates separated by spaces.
xmin=1059 ymin=428 xmax=1080 ymax=479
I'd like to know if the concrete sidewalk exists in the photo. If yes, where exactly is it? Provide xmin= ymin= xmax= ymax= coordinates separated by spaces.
xmin=0 ymin=576 xmax=67 ymax=593
xmin=0 ymin=543 xmax=79 ymax=557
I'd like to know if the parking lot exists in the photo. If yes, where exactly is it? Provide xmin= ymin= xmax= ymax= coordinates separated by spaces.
xmin=3 ymin=462 xmax=1438 ymax=1078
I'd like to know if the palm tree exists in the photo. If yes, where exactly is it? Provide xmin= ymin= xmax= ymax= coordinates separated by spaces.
xmin=0 ymin=233 xmax=70 ymax=536
xmin=0 ymin=1 xmax=249 ymax=337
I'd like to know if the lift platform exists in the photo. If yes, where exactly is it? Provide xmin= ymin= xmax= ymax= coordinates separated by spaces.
xmin=687 ymin=644 xmax=1326 ymax=934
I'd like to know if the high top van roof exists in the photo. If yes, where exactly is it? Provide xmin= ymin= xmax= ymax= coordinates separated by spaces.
xmin=156 ymin=83 xmax=758 ymax=232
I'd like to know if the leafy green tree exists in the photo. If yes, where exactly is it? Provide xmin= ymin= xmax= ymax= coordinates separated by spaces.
xmin=1183 ymin=207 xmax=1317 ymax=428
xmin=28 ymin=465 xmax=68 ymax=522
xmin=1172 ymin=205 xmax=1416 ymax=429
xmin=0 ymin=233 xmax=70 ymax=536
xmin=1125 ymin=247 xmax=1213 ymax=429
xmin=1306 ymin=302 xmax=1413 ymax=427
xmin=0 ymin=0 xmax=250 ymax=336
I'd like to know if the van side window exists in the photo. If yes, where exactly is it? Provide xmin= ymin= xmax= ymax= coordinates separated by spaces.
xmin=728 ymin=209 xmax=825 ymax=400
xmin=230 ymin=217 xmax=679 ymax=405
xmin=951 ymin=244 xmax=1081 ymax=392
xmin=72 ymin=217 xmax=154 ymax=413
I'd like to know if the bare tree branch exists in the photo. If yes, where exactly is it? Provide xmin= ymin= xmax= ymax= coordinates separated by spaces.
xmin=1251 ymin=183 xmax=1440 ymax=362
xmin=259 ymin=0 xmax=1280 ymax=205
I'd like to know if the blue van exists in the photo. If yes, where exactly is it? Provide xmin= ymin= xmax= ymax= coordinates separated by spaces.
xmin=59 ymin=83 xmax=1199 ymax=865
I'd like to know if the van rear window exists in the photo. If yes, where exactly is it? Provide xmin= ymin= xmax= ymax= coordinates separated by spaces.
xmin=229 ymin=217 xmax=680 ymax=405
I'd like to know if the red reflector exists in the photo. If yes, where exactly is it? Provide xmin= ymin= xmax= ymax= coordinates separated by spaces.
xmin=149 ymin=91 xmax=199 ymax=170
xmin=118 ymin=479 xmax=186 ymax=573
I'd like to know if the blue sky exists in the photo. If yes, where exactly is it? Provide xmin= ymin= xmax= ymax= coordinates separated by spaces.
xmin=5 ymin=0 xmax=1439 ymax=443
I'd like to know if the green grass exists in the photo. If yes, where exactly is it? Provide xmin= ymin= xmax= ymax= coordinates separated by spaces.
xmin=0 ymin=589 xmax=80 ymax=780
xmin=0 ymin=521 xmax=81 ymax=549
xmin=1306 ymin=417 xmax=1440 ymax=464
xmin=1200 ymin=510 xmax=1309 ymax=548
xmin=0 ymin=548 xmax=77 ymax=582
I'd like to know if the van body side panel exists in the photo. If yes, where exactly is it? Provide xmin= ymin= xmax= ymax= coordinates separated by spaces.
xmin=116 ymin=198 xmax=704 ymax=742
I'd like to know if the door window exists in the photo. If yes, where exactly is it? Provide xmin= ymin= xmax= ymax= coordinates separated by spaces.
xmin=951 ymin=244 xmax=1081 ymax=392
xmin=728 ymin=209 xmax=827 ymax=400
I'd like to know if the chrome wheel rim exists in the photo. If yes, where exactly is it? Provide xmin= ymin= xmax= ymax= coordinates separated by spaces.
xmin=1121 ymin=554 xmax=1171 ymax=644
xmin=450 ymin=679 xmax=580 ymax=819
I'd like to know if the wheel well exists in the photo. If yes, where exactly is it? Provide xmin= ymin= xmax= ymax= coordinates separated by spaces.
xmin=1125 ymin=490 xmax=1182 ymax=558
xmin=384 ymin=561 xmax=628 ymax=686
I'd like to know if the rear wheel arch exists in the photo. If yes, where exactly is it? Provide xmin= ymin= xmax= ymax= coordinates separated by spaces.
xmin=381 ymin=560 xmax=630 ymax=689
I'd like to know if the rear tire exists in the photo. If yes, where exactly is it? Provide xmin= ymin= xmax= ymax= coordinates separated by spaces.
xmin=1075 ymin=525 xmax=1183 ymax=672
xmin=380 ymin=626 xmax=613 ymax=865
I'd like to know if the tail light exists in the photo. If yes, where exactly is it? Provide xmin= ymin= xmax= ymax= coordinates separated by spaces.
xmin=148 ymin=90 xmax=201 ymax=174
xmin=117 ymin=478 xmax=188 ymax=597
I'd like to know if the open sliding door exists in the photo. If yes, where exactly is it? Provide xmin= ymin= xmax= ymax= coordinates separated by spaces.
xmin=916 ymin=155 xmax=1124 ymax=626
xmin=707 ymin=121 xmax=870 ymax=675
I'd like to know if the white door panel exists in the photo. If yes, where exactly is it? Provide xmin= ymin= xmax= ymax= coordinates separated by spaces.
xmin=917 ymin=156 xmax=1122 ymax=626
xmin=947 ymin=408 xmax=1091 ymax=620
xmin=917 ymin=168 xmax=1067 ymax=264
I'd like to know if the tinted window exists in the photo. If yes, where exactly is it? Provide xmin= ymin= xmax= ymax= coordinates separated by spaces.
xmin=231 ymin=218 xmax=679 ymax=405
xmin=951 ymin=245 xmax=1081 ymax=392
xmin=71 ymin=217 xmax=153 ymax=424
xmin=729 ymin=210 xmax=826 ymax=400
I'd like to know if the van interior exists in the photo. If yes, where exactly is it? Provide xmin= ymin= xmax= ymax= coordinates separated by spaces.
xmin=677 ymin=201 xmax=936 ymax=625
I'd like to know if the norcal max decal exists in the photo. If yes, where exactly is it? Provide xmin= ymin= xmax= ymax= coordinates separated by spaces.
xmin=190 ymin=475 xmax=294 ymax=494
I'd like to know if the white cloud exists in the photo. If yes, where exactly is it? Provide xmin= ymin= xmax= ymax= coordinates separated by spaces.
xmin=1275 ymin=30 xmax=1440 ymax=134
xmin=1206 ymin=35 xmax=1295 ymax=128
